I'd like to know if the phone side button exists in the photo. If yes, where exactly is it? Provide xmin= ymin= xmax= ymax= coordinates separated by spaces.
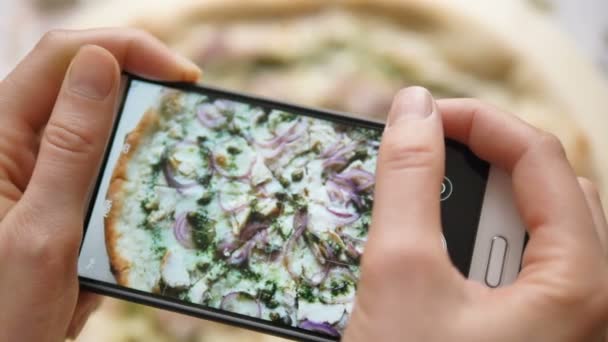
xmin=485 ymin=236 xmax=508 ymax=288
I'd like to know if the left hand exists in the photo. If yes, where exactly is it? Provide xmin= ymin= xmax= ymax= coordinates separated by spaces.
xmin=0 ymin=28 xmax=200 ymax=341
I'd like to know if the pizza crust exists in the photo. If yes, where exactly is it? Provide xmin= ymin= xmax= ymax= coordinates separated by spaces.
xmin=105 ymin=178 xmax=131 ymax=286
xmin=110 ymin=109 xmax=160 ymax=182
xmin=105 ymin=109 xmax=161 ymax=287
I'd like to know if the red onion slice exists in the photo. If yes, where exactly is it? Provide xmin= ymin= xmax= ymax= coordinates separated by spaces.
xmin=220 ymin=292 xmax=261 ymax=318
xmin=173 ymin=213 xmax=195 ymax=249
xmin=335 ymin=168 xmax=375 ymax=191
xmin=320 ymin=135 xmax=345 ymax=158
xmin=282 ymin=120 xmax=307 ymax=143
xmin=250 ymin=108 xmax=266 ymax=125
xmin=284 ymin=210 xmax=310 ymax=279
xmin=302 ymin=267 xmax=330 ymax=286
xmin=322 ymin=142 xmax=358 ymax=169
xmin=339 ymin=233 xmax=366 ymax=260
xmin=260 ymin=141 xmax=287 ymax=159
xmin=227 ymin=229 xmax=268 ymax=265
xmin=228 ymin=241 xmax=255 ymax=265
xmin=322 ymin=156 xmax=348 ymax=169
xmin=255 ymin=119 xmax=305 ymax=149
xmin=162 ymin=159 xmax=199 ymax=193
xmin=326 ymin=175 xmax=367 ymax=208
xmin=325 ymin=206 xmax=360 ymax=225
xmin=284 ymin=210 xmax=330 ymax=286
xmin=298 ymin=320 xmax=340 ymax=337
xmin=325 ymin=179 xmax=349 ymax=203
xmin=162 ymin=141 xmax=208 ymax=193
xmin=214 ymin=99 xmax=237 ymax=113
xmin=197 ymin=103 xmax=227 ymax=128
xmin=239 ymin=222 xmax=269 ymax=241
xmin=217 ymin=239 xmax=240 ymax=257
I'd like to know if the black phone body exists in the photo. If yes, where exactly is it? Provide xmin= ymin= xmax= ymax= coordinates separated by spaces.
xmin=78 ymin=74 xmax=525 ymax=341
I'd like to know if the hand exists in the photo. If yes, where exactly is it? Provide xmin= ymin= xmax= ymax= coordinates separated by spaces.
xmin=344 ymin=87 xmax=608 ymax=341
xmin=0 ymin=28 xmax=201 ymax=341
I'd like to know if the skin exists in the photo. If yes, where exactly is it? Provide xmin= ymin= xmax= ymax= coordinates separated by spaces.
xmin=0 ymin=29 xmax=606 ymax=342
xmin=344 ymin=87 xmax=608 ymax=341
xmin=0 ymin=28 xmax=201 ymax=341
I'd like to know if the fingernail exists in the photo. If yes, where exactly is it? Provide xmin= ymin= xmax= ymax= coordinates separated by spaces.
xmin=174 ymin=53 xmax=203 ymax=81
xmin=388 ymin=86 xmax=434 ymax=126
xmin=68 ymin=45 xmax=116 ymax=100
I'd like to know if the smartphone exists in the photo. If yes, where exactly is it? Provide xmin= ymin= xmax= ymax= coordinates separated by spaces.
xmin=78 ymin=74 xmax=526 ymax=341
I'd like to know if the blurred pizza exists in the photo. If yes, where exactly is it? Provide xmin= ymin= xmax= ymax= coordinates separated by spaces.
xmin=71 ymin=0 xmax=608 ymax=341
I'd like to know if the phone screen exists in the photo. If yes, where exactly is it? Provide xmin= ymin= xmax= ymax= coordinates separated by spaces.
xmin=78 ymin=76 xmax=489 ymax=340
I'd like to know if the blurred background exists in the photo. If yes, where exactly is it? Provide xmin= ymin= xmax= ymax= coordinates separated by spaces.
xmin=0 ymin=0 xmax=606 ymax=341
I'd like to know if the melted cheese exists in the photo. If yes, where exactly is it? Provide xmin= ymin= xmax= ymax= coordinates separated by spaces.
xmin=298 ymin=301 xmax=346 ymax=324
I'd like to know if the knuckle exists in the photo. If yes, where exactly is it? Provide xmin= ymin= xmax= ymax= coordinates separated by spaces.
xmin=9 ymin=206 xmax=80 ymax=273
xmin=537 ymin=267 xmax=604 ymax=315
xmin=120 ymin=27 xmax=158 ymax=49
xmin=459 ymin=98 xmax=487 ymax=110
xmin=37 ymin=29 xmax=71 ymax=49
xmin=554 ymin=284 xmax=598 ymax=315
xmin=126 ymin=27 xmax=154 ymax=40
xmin=381 ymin=134 xmax=437 ymax=171
xmin=43 ymin=119 xmax=96 ymax=156
xmin=536 ymin=132 xmax=567 ymax=159
xmin=363 ymin=238 xmax=441 ymax=277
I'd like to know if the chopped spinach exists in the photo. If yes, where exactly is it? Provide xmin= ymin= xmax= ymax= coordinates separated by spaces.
xmin=349 ymin=148 xmax=369 ymax=163
xmin=187 ymin=211 xmax=216 ymax=250
xmin=256 ymin=112 xmax=269 ymax=124
xmin=278 ymin=176 xmax=291 ymax=188
xmin=291 ymin=170 xmax=304 ymax=182
xmin=240 ymin=268 xmax=261 ymax=281
xmin=197 ymin=174 xmax=213 ymax=187
xmin=227 ymin=146 xmax=242 ymax=155
xmin=298 ymin=284 xmax=316 ymax=302
xmin=353 ymin=127 xmax=381 ymax=142
xmin=158 ymin=279 xmax=187 ymax=299
xmin=275 ymin=192 xmax=287 ymax=202
xmin=199 ymin=145 xmax=211 ymax=160
xmin=330 ymin=280 xmax=350 ymax=296
xmin=197 ymin=192 xmax=213 ymax=205
xmin=269 ymin=312 xmax=292 ymax=326
xmin=258 ymin=281 xmax=279 ymax=309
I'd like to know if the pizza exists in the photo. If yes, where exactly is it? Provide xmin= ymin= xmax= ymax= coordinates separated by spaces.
xmin=105 ymin=85 xmax=381 ymax=336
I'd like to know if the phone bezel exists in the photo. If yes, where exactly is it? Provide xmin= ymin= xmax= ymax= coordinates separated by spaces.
xmin=79 ymin=73 xmax=524 ymax=341
xmin=469 ymin=167 xmax=526 ymax=285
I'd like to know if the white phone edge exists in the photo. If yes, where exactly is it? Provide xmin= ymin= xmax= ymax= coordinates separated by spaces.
xmin=468 ymin=166 xmax=526 ymax=287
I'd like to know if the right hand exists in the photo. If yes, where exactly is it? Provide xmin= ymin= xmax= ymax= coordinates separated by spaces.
xmin=344 ymin=87 xmax=608 ymax=341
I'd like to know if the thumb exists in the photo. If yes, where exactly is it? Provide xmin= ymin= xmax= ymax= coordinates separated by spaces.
xmin=20 ymin=45 xmax=119 ymax=237
xmin=366 ymin=86 xmax=446 ymax=258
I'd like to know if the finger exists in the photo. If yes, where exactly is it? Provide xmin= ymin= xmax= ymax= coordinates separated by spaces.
xmin=578 ymin=177 xmax=608 ymax=254
xmin=66 ymin=291 xmax=102 ymax=340
xmin=437 ymin=99 xmax=602 ymax=271
xmin=16 ymin=45 xmax=120 ymax=242
xmin=0 ymin=28 xmax=201 ymax=133
xmin=367 ymin=87 xmax=445 ymax=256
